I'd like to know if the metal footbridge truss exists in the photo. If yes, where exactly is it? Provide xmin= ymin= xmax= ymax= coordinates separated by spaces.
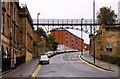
xmin=32 ymin=19 xmax=120 ymax=35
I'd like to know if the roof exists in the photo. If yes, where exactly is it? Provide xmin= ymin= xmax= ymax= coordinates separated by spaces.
xmin=51 ymin=28 xmax=84 ymax=41
xmin=19 ymin=4 xmax=34 ymax=30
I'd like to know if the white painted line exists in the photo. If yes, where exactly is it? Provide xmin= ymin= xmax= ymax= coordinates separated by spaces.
xmin=79 ymin=55 xmax=114 ymax=73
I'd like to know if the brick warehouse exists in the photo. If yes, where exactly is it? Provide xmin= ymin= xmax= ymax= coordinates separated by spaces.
xmin=1 ymin=2 xmax=35 ymax=72
xmin=51 ymin=29 xmax=89 ymax=51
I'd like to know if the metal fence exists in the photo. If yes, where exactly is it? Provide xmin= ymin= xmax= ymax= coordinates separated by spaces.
xmin=2 ymin=58 xmax=11 ymax=72
xmin=2 ymin=56 xmax=26 ymax=72
xmin=15 ymin=56 xmax=25 ymax=67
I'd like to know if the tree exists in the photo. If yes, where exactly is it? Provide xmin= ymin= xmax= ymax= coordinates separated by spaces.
xmin=97 ymin=7 xmax=117 ymax=24
xmin=38 ymin=36 xmax=46 ymax=55
xmin=46 ymin=34 xmax=58 ymax=51
xmin=33 ymin=28 xmax=47 ymax=55
xmin=34 ymin=27 xmax=47 ymax=38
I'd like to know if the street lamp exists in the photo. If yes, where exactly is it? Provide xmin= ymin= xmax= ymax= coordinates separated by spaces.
xmin=81 ymin=18 xmax=84 ymax=55
xmin=37 ymin=13 xmax=40 ymax=58
xmin=93 ymin=0 xmax=96 ymax=64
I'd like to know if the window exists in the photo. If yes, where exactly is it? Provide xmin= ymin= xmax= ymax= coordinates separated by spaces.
xmin=3 ymin=47 xmax=8 ymax=58
xmin=66 ymin=35 xmax=68 ymax=38
xmin=13 ymin=24 xmax=15 ymax=41
xmin=10 ymin=3 xmax=13 ymax=19
xmin=11 ymin=22 xmax=14 ymax=39
xmin=7 ymin=2 xmax=10 ymax=11
xmin=1 ymin=45 xmax=4 ymax=58
xmin=14 ymin=7 xmax=15 ymax=20
xmin=66 ymin=41 xmax=68 ymax=43
xmin=7 ymin=18 xmax=10 ymax=37
xmin=72 ymin=43 xmax=73 ymax=46
xmin=76 ymin=41 xmax=78 ymax=44
xmin=15 ymin=27 xmax=18 ymax=43
xmin=16 ymin=10 xmax=18 ymax=22
xmin=72 ymin=39 xmax=74 ymax=42
xmin=2 ymin=14 xmax=4 ymax=33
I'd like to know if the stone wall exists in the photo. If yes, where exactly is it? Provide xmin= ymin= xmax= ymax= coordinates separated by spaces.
xmin=93 ymin=25 xmax=120 ymax=59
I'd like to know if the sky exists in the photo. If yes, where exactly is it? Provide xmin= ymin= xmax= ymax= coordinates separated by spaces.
xmin=19 ymin=0 xmax=120 ymax=44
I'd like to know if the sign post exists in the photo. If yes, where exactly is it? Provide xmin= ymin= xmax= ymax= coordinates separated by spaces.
xmin=106 ymin=43 xmax=112 ymax=69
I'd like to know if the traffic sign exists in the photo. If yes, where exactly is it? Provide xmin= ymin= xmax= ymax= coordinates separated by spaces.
xmin=106 ymin=43 xmax=112 ymax=52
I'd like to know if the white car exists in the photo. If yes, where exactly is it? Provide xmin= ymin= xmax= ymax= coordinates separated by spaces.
xmin=39 ymin=55 xmax=49 ymax=64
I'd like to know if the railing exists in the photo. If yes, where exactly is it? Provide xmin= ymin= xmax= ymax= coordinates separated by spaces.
xmin=2 ymin=58 xmax=11 ymax=72
xmin=32 ymin=19 xmax=120 ymax=25
xmin=32 ymin=19 xmax=120 ymax=35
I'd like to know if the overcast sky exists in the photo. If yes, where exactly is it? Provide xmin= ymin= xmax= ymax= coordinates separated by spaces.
xmin=19 ymin=0 xmax=120 ymax=44
xmin=19 ymin=0 xmax=119 ymax=19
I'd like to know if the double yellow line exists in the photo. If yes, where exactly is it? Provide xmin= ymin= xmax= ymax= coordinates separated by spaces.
xmin=31 ymin=65 xmax=42 ymax=78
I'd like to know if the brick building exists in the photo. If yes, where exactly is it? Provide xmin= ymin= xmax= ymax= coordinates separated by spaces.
xmin=1 ymin=2 xmax=34 ymax=72
xmin=51 ymin=29 xmax=89 ymax=51
xmin=90 ymin=25 xmax=120 ymax=59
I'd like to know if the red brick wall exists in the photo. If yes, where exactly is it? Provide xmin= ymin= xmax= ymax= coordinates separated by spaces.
xmin=51 ymin=29 xmax=84 ymax=51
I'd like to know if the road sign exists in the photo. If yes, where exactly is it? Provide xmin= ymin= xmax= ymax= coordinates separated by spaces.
xmin=106 ymin=43 xmax=112 ymax=69
xmin=106 ymin=43 xmax=112 ymax=52
xmin=92 ymin=40 xmax=94 ymax=45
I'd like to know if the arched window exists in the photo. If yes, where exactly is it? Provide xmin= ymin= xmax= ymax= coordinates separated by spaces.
xmin=2 ymin=45 xmax=5 ymax=58
xmin=4 ymin=47 xmax=8 ymax=58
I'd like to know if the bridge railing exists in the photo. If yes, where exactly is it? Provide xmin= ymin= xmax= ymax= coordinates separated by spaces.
xmin=33 ymin=18 xmax=120 ymax=26
xmin=32 ymin=19 xmax=120 ymax=34
xmin=32 ymin=19 xmax=100 ymax=24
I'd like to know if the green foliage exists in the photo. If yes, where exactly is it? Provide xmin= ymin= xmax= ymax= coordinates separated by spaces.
xmin=33 ymin=41 xmax=38 ymax=46
xmin=34 ymin=27 xmax=47 ymax=38
xmin=46 ymin=34 xmax=59 ymax=51
xmin=97 ymin=7 xmax=117 ymax=24
xmin=33 ymin=28 xmax=58 ymax=54
xmin=101 ymin=54 xmax=120 ymax=66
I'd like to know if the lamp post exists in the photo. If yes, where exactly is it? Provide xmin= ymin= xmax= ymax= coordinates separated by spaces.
xmin=37 ymin=13 xmax=40 ymax=58
xmin=81 ymin=18 xmax=84 ymax=55
xmin=93 ymin=0 xmax=96 ymax=64
xmin=0 ymin=0 xmax=2 ymax=72
xmin=10 ymin=27 xmax=14 ymax=68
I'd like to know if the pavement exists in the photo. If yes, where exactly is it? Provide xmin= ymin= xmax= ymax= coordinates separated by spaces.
xmin=80 ymin=51 xmax=119 ymax=76
xmin=2 ymin=58 xmax=39 ymax=79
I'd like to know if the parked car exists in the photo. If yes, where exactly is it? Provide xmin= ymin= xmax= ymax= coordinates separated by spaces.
xmin=53 ymin=51 xmax=57 ymax=55
xmin=46 ymin=53 xmax=52 ymax=58
xmin=39 ymin=55 xmax=49 ymax=64
xmin=46 ymin=51 xmax=54 ymax=58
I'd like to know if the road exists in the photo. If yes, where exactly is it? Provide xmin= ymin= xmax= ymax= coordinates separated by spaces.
xmin=36 ymin=52 xmax=118 ymax=79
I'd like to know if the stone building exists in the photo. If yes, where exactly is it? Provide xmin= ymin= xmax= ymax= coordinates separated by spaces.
xmin=90 ymin=25 xmax=120 ymax=59
xmin=2 ymin=2 xmax=21 ymax=71
xmin=19 ymin=4 xmax=34 ymax=62
xmin=1 ymin=2 xmax=34 ymax=72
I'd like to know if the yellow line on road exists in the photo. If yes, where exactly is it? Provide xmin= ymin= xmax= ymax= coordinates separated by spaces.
xmin=32 ymin=65 xmax=41 ymax=78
